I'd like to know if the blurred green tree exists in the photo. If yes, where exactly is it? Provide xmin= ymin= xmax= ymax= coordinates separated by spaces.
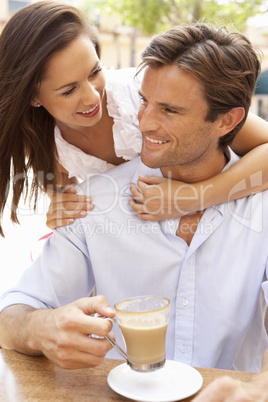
xmin=81 ymin=0 xmax=267 ymax=35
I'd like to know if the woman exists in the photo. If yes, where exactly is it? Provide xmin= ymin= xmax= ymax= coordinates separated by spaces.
xmin=0 ymin=1 xmax=268 ymax=236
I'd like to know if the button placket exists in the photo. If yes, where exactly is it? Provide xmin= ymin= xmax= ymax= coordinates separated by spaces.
xmin=180 ymin=345 xmax=187 ymax=353
xmin=182 ymin=298 xmax=189 ymax=306
xmin=174 ymin=255 xmax=196 ymax=364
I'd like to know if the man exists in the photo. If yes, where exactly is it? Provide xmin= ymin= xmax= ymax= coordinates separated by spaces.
xmin=1 ymin=23 xmax=268 ymax=400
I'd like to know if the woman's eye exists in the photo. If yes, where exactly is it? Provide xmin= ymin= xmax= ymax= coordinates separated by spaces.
xmin=62 ymin=87 xmax=75 ymax=97
xmin=91 ymin=67 xmax=102 ymax=77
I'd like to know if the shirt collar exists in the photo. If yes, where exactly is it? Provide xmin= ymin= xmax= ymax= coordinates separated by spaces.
xmin=222 ymin=147 xmax=240 ymax=172
xmin=124 ymin=160 xmax=163 ymax=196
xmin=124 ymin=147 xmax=240 ymax=200
xmin=213 ymin=147 xmax=241 ymax=214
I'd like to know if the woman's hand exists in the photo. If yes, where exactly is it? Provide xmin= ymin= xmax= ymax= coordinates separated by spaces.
xmin=129 ymin=176 xmax=205 ymax=221
xmin=46 ymin=186 xmax=94 ymax=229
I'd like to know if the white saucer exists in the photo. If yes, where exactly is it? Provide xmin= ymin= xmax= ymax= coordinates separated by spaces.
xmin=107 ymin=360 xmax=203 ymax=402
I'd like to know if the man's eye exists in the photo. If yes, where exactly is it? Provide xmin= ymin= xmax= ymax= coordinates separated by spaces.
xmin=165 ymin=108 xmax=177 ymax=114
xmin=139 ymin=95 xmax=147 ymax=103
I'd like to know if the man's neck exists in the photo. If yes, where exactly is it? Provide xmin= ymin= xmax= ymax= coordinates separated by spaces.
xmin=167 ymin=149 xmax=229 ymax=246
xmin=161 ymin=150 xmax=228 ymax=183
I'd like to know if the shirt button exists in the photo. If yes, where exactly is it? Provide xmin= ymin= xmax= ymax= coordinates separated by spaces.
xmin=180 ymin=346 xmax=186 ymax=353
xmin=168 ymin=220 xmax=175 ymax=226
xmin=182 ymin=298 xmax=189 ymax=306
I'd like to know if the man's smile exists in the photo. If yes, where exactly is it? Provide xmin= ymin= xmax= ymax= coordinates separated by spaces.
xmin=145 ymin=136 xmax=169 ymax=145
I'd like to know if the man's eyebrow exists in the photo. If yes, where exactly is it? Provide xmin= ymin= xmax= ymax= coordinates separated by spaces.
xmin=138 ymin=90 xmax=188 ymax=112
xmin=55 ymin=61 xmax=100 ymax=91
xmin=158 ymin=101 xmax=189 ymax=112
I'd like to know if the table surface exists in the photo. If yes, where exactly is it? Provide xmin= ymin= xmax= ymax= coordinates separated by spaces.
xmin=0 ymin=349 xmax=254 ymax=401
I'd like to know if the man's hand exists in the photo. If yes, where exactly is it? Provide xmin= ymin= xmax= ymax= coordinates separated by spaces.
xmin=192 ymin=350 xmax=268 ymax=402
xmin=0 ymin=296 xmax=115 ymax=370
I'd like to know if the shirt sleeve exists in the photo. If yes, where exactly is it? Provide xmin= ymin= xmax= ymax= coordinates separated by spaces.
xmin=262 ymin=257 xmax=268 ymax=306
xmin=261 ymin=191 xmax=268 ymax=306
xmin=0 ymin=226 xmax=95 ymax=312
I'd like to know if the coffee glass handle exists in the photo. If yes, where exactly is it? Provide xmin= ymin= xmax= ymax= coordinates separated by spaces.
xmin=101 ymin=316 xmax=128 ymax=361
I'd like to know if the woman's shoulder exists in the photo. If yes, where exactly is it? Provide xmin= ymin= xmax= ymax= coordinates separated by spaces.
xmin=105 ymin=66 xmax=143 ymax=87
xmin=105 ymin=67 xmax=144 ymax=108
xmin=105 ymin=67 xmax=143 ymax=161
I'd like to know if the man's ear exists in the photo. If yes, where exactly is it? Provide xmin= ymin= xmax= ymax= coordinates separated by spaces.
xmin=217 ymin=107 xmax=245 ymax=137
xmin=31 ymin=99 xmax=41 ymax=107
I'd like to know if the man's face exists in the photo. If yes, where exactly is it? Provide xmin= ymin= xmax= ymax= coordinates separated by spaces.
xmin=138 ymin=65 xmax=224 ymax=180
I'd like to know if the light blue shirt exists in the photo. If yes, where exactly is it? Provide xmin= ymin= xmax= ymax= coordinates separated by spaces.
xmin=1 ymin=149 xmax=268 ymax=372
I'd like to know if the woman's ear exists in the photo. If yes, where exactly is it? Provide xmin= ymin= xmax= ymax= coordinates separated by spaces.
xmin=31 ymin=99 xmax=41 ymax=107
xmin=217 ymin=107 xmax=245 ymax=138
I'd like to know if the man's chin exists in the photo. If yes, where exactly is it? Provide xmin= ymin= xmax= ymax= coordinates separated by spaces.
xmin=140 ymin=155 xmax=160 ymax=169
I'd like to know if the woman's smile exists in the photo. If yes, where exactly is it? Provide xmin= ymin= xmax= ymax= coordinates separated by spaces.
xmin=77 ymin=103 xmax=100 ymax=118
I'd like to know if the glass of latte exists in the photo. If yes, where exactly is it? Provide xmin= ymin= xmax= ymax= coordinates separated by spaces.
xmin=115 ymin=296 xmax=170 ymax=372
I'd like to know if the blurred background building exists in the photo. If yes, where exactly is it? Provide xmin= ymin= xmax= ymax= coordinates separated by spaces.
xmin=0 ymin=0 xmax=150 ymax=68
xmin=247 ymin=12 xmax=268 ymax=118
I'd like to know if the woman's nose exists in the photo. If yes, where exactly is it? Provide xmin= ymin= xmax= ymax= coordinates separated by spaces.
xmin=81 ymin=82 xmax=100 ymax=105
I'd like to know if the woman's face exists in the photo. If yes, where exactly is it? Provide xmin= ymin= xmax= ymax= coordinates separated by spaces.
xmin=36 ymin=35 xmax=106 ymax=131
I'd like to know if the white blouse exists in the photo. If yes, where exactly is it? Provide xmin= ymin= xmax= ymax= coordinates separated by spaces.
xmin=54 ymin=67 xmax=143 ymax=181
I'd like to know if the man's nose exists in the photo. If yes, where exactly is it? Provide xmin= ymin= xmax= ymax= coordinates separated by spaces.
xmin=138 ymin=106 xmax=160 ymax=132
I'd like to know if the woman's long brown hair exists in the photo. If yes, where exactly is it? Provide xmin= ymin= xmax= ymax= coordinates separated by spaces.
xmin=0 ymin=1 xmax=101 ymax=236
